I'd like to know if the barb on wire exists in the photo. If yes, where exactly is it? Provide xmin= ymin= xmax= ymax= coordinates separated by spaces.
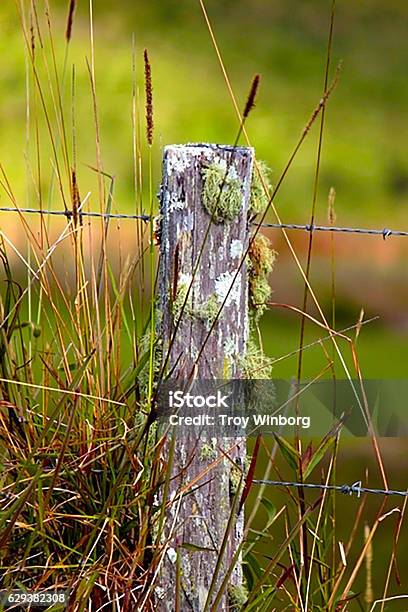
xmin=0 ymin=207 xmax=407 ymax=239
xmin=253 ymin=479 xmax=408 ymax=498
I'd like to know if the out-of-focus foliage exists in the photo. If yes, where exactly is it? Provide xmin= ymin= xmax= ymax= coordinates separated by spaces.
xmin=0 ymin=0 xmax=407 ymax=223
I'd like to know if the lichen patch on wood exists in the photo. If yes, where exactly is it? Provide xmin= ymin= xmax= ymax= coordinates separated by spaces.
xmin=202 ymin=160 xmax=244 ymax=223
xmin=249 ymin=159 xmax=273 ymax=217
xmin=248 ymin=233 xmax=277 ymax=321
xmin=214 ymin=270 xmax=242 ymax=308
xmin=230 ymin=238 xmax=244 ymax=259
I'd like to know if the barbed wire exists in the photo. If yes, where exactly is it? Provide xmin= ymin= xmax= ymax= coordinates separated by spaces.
xmin=257 ymin=221 xmax=408 ymax=239
xmin=0 ymin=207 xmax=150 ymax=222
xmin=253 ymin=479 xmax=408 ymax=498
xmin=0 ymin=206 xmax=407 ymax=239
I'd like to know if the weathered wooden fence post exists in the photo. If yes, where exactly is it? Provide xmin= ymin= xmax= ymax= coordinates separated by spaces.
xmin=157 ymin=143 xmax=253 ymax=610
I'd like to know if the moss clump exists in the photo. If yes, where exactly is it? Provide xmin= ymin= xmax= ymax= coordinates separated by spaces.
xmin=249 ymin=159 xmax=272 ymax=216
xmin=202 ymin=161 xmax=243 ymax=223
xmin=195 ymin=294 xmax=220 ymax=330
xmin=172 ymin=287 xmax=221 ymax=331
xmin=239 ymin=335 xmax=273 ymax=379
xmin=248 ymin=233 xmax=275 ymax=281
xmin=227 ymin=583 xmax=248 ymax=611
xmin=250 ymin=275 xmax=271 ymax=318
xmin=199 ymin=442 xmax=217 ymax=461
xmin=248 ymin=234 xmax=276 ymax=322
xmin=172 ymin=283 xmax=193 ymax=324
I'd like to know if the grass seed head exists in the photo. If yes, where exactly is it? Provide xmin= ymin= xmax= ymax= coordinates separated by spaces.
xmin=144 ymin=48 xmax=154 ymax=145
xmin=66 ymin=0 xmax=76 ymax=42
xmin=243 ymin=74 xmax=261 ymax=119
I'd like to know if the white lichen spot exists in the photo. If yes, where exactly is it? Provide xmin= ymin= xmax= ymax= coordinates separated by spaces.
xmin=230 ymin=239 xmax=243 ymax=259
xmin=228 ymin=166 xmax=239 ymax=180
xmin=167 ymin=547 xmax=177 ymax=564
xmin=168 ymin=193 xmax=185 ymax=212
xmin=179 ymin=443 xmax=187 ymax=466
xmin=215 ymin=271 xmax=241 ymax=307
xmin=235 ymin=513 xmax=245 ymax=539
xmin=211 ymin=155 xmax=225 ymax=171
xmin=167 ymin=149 xmax=191 ymax=175
xmin=155 ymin=587 xmax=165 ymax=600
xmin=211 ymin=157 xmax=239 ymax=180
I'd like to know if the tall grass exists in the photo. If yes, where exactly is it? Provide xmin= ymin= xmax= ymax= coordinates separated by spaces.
xmin=0 ymin=2 xmax=405 ymax=611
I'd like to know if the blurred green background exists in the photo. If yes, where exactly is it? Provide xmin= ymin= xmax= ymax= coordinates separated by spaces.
xmin=0 ymin=0 xmax=407 ymax=377
xmin=2 ymin=1 xmax=408 ymax=217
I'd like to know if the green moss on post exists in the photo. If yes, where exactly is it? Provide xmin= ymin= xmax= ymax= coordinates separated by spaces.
xmin=202 ymin=161 xmax=243 ymax=223
xmin=195 ymin=294 xmax=220 ymax=329
xmin=249 ymin=160 xmax=272 ymax=216
xmin=244 ymin=185 xmax=277 ymax=378
xmin=248 ymin=234 xmax=277 ymax=322
xmin=239 ymin=335 xmax=273 ymax=379
xmin=172 ymin=288 xmax=221 ymax=331
xmin=171 ymin=283 xmax=192 ymax=324
xmin=199 ymin=442 xmax=217 ymax=461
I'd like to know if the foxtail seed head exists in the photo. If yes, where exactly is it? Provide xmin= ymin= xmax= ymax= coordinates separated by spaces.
xmin=144 ymin=48 xmax=154 ymax=145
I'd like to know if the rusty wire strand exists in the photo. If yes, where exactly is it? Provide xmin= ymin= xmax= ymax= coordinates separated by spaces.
xmin=1 ymin=207 xmax=407 ymax=239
